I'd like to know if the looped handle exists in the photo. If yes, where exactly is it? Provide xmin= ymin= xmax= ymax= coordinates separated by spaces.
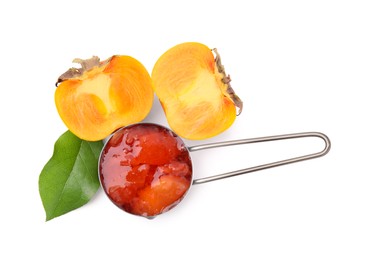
xmin=188 ymin=132 xmax=331 ymax=185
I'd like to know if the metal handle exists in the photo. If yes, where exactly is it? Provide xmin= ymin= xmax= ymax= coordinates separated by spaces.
xmin=188 ymin=132 xmax=331 ymax=185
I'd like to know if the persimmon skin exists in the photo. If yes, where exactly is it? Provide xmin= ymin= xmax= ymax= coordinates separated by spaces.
xmin=55 ymin=56 xmax=154 ymax=141
xmin=151 ymin=42 xmax=242 ymax=140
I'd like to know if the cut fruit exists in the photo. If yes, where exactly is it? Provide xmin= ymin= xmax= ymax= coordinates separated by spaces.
xmin=55 ymin=56 xmax=154 ymax=141
xmin=151 ymin=42 xmax=243 ymax=140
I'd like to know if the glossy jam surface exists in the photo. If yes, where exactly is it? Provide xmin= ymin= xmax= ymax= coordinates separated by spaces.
xmin=99 ymin=123 xmax=192 ymax=217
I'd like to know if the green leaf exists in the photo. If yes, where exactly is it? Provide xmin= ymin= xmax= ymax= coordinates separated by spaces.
xmin=39 ymin=130 xmax=103 ymax=221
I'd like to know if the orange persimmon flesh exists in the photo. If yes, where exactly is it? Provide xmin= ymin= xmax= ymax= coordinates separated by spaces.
xmin=55 ymin=56 xmax=154 ymax=141
xmin=151 ymin=42 xmax=242 ymax=140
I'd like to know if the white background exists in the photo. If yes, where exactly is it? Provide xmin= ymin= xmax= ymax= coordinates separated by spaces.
xmin=1 ymin=0 xmax=368 ymax=259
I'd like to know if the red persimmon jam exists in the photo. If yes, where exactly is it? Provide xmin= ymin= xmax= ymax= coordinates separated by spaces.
xmin=99 ymin=123 xmax=193 ymax=218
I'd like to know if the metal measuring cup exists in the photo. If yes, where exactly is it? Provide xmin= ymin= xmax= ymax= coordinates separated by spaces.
xmin=98 ymin=123 xmax=330 ymax=219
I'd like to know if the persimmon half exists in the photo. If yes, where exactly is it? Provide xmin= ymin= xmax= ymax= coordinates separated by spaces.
xmin=151 ymin=42 xmax=243 ymax=140
xmin=55 ymin=56 xmax=154 ymax=141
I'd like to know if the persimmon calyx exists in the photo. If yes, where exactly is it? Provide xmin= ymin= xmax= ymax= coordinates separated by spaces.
xmin=213 ymin=48 xmax=243 ymax=115
xmin=56 ymin=56 xmax=110 ymax=86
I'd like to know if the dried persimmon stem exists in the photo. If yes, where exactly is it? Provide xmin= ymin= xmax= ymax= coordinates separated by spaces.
xmin=212 ymin=48 xmax=243 ymax=115
xmin=56 ymin=56 xmax=101 ymax=87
